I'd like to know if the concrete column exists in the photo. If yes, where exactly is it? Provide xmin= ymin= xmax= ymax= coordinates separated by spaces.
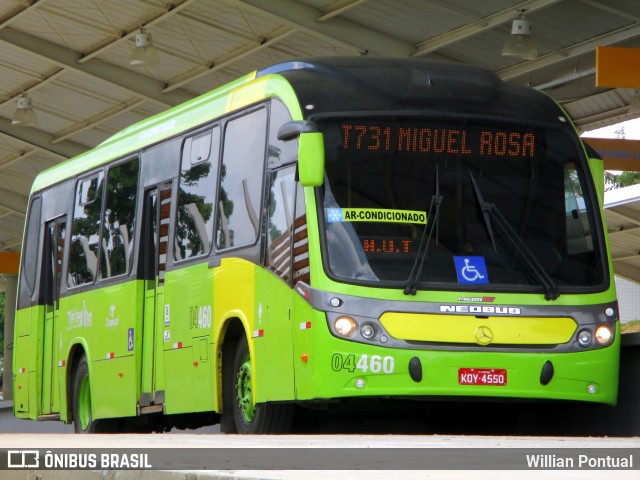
xmin=3 ymin=274 xmax=17 ymax=402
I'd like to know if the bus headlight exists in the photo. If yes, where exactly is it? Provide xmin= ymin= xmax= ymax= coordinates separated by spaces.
xmin=595 ymin=325 xmax=613 ymax=345
xmin=577 ymin=329 xmax=592 ymax=347
xmin=335 ymin=316 xmax=357 ymax=337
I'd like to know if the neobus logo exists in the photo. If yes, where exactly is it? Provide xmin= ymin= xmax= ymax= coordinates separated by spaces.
xmin=440 ymin=305 xmax=521 ymax=315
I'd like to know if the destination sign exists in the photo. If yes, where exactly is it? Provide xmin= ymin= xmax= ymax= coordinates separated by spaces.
xmin=340 ymin=123 xmax=536 ymax=158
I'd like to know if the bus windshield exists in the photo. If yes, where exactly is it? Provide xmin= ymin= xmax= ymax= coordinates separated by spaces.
xmin=319 ymin=115 xmax=605 ymax=294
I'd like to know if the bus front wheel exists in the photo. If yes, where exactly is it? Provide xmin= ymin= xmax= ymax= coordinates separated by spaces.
xmin=222 ymin=335 xmax=293 ymax=434
xmin=71 ymin=355 xmax=117 ymax=433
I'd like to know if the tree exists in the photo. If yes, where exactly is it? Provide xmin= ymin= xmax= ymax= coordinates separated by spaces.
xmin=604 ymin=171 xmax=640 ymax=190
xmin=616 ymin=171 xmax=640 ymax=187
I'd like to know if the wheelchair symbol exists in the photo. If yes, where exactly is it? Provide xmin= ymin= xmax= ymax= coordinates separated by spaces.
xmin=128 ymin=328 xmax=134 ymax=351
xmin=454 ymin=256 xmax=489 ymax=285
xmin=461 ymin=258 xmax=485 ymax=282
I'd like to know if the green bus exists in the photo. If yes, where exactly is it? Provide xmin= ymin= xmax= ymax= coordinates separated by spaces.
xmin=13 ymin=57 xmax=619 ymax=434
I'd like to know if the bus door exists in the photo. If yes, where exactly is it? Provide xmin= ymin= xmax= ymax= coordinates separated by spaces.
xmin=139 ymin=184 xmax=171 ymax=411
xmin=40 ymin=217 xmax=66 ymax=415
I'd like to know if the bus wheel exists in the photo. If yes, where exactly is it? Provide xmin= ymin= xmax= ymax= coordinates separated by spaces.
xmin=228 ymin=335 xmax=293 ymax=434
xmin=72 ymin=355 xmax=95 ymax=433
xmin=71 ymin=355 xmax=117 ymax=433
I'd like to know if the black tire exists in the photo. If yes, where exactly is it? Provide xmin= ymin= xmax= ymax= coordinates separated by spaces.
xmin=220 ymin=338 xmax=238 ymax=433
xmin=71 ymin=355 xmax=119 ymax=433
xmin=222 ymin=335 xmax=293 ymax=434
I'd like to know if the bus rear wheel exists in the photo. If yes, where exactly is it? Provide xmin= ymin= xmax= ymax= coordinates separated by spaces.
xmin=223 ymin=335 xmax=293 ymax=434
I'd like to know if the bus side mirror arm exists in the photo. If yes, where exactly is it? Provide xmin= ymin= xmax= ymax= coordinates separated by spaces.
xmin=278 ymin=121 xmax=324 ymax=187
xmin=277 ymin=120 xmax=319 ymax=141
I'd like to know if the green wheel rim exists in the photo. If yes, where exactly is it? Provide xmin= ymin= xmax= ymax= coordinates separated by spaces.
xmin=236 ymin=354 xmax=256 ymax=423
xmin=78 ymin=374 xmax=91 ymax=431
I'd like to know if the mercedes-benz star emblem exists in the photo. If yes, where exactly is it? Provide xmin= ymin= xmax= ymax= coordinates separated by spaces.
xmin=475 ymin=326 xmax=493 ymax=345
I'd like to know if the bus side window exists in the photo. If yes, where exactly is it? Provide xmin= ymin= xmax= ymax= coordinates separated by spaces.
xmin=68 ymin=172 xmax=104 ymax=286
xmin=264 ymin=172 xmax=309 ymax=285
xmin=268 ymin=99 xmax=298 ymax=168
xmin=216 ymin=108 xmax=267 ymax=250
xmin=174 ymin=127 xmax=220 ymax=261
xmin=564 ymin=164 xmax=593 ymax=255
xmin=100 ymin=158 xmax=139 ymax=278
xmin=264 ymin=166 xmax=296 ymax=282
xmin=40 ymin=219 xmax=66 ymax=307
xmin=18 ymin=196 xmax=42 ymax=308
xmin=291 ymin=182 xmax=309 ymax=284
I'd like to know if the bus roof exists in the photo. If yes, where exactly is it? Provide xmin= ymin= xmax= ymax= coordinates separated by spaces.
xmin=32 ymin=57 xmax=568 ymax=193
xmin=31 ymin=70 xmax=259 ymax=193
xmin=257 ymin=57 xmax=565 ymax=124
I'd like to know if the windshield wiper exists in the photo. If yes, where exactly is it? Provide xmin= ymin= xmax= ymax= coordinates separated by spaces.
xmin=404 ymin=166 xmax=443 ymax=295
xmin=468 ymin=171 xmax=559 ymax=301
xmin=469 ymin=172 xmax=498 ymax=254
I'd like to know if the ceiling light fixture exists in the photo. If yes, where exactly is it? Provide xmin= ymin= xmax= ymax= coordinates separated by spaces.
xmin=502 ymin=13 xmax=537 ymax=61
xmin=130 ymin=28 xmax=159 ymax=66
xmin=11 ymin=93 xmax=38 ymax=127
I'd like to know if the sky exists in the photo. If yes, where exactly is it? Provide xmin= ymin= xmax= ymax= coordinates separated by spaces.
xmin=581 ymin=117 xmax=640 ymax=140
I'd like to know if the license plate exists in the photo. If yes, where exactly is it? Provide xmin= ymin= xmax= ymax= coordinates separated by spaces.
xmin=458 ymin=368 xmax=507 ymax=386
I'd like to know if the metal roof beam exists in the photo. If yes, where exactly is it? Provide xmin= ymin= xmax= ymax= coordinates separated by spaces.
xmin=578 ymin=0 xmax=640 ymax=23
xmin=235 ymin=0 xmax=415 ymax=57
xmin=0 ymin=187 xmax=28 ymax=216
xmin=612 ymin=250 xmax=640 ymax=261
xmin=0 ymin=68 xmax=65 ymax=109
xmin=0 ymin=116 xmax=87 ymax=160
xmin=0 ymin=237 xmax=22 ymax=251
xmin=76 ymin=0 xmax=198 ymax=64
xmin=532 ymin=67 xmax=596 ymax=91
xmin=612 ymin=261 xmax=640 ymax=284
xmin=51 ymin=97 xmax=145 ymax=144
xmin=498 ymin=23 xmax=640 ymax=81
xmin=0 ymin=28 xmax=194 ymax=108
xmin=162 ymin=26 xmax=295 ymax=93
xmin=607 ymin=205 xmax=640 ymax=225
xmin=608 ymin=223 xmax=640 ymax=235
xmin=572 ymin=105 xmax=632 ymax=130
xmin=0 ymin=0 xmax=50 ymax=29
xmin=413 ymin=0 xmax=560 ymax=57
xmin=0 ymin=220 xmax=23 ymax=235
xmin=0 ymin=149 xmax=38 ymax=170
xmin=317 ymin=0 xmax=369 ymax=22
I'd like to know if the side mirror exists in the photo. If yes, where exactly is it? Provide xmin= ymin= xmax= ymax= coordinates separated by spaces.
xmin=277 ymin=120 xmax=318 ymax=141
xmin=278 ymin=121 xmax=324 ymax=187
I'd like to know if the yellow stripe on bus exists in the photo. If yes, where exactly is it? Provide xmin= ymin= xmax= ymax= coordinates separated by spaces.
xmin=379 ymin=312 xmax=576 ymax=345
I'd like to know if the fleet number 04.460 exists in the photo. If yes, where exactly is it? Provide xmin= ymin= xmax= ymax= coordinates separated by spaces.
xmin=331 ymin=353 xmax=395 ymax=374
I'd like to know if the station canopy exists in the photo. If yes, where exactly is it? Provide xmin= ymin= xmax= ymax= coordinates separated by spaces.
xmin=1 ymin=0 xmax=640 ymax=284
xmin=605 ymin=185 xmax=640 ymax=284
